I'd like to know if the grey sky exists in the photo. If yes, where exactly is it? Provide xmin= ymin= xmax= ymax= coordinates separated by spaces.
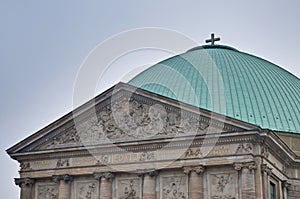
xmin=1 ymin=1 xmax=300 ymax=198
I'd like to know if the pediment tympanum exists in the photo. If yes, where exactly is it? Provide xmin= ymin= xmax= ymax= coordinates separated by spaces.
xmin=9 ymin=83 xmax=254 ymax=154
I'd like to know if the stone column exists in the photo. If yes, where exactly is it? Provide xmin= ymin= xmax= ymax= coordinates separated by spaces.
xmin=183 ymin=165 xmax=205 ymax=199
xmin=15 ymin=178 xmax=35 ymax=199
xmin=234 ymin=162 xmax=257 ymax=199
xmin=142 ymin=170 xmax=158 ymax=199
xmin=261 ymin=164 xmax=272 ymax=199
xmin=97 ymin=172 xmax=115 ymax=199
xmin=53 ymin=174 xmax=73 ymax=199
xmin=94 ymin=173 xmax=102 ymax=199
xmin=282 ymin=180 xmax=290 ymax=199
xmin=254 ymin=158 xmax=263 ymax=199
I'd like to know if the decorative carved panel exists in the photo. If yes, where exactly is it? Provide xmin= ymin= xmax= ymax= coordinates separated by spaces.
xmin=35 ymin=96 xmax=237 ymax=150
xmin=115 ymin=177 xmax=141 ymax=199
xmin=73 ymin=180 xmax=99 ymax=199
xmin=160 ymin=174 xmax=188 ymax=199
xmin=208 ymin=172 xmax=238 ymax=199
xmin=36 ymin=183 xmax=58 ymax=199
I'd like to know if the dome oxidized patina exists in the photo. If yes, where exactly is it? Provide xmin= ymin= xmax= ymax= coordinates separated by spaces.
xmin=129 ymin=45 xmax=300 ymax=133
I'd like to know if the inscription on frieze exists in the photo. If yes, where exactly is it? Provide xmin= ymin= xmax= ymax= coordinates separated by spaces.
xmin=30 ymin=143 xmax=250 ymax=170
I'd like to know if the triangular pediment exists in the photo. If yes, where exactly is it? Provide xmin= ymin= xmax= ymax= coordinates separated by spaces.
xmin=7 ymin=83 xmax=259 ymax=156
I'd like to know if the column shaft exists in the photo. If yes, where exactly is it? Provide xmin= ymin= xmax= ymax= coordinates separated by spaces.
xmin=143 ymin=174 xmax=156 ymax=199
xmin=53 ymin=175 xmax=73 ymax=199
xmin=100 ymin=178 xmax=112 ymax=199
xmin=254 ymin=158 xmax=263 ymax=199
xmin=58 ymin=180 xmax=71 ymax=199
xmin=189 ymin=171 xmax=203 ymax=199
xmin=98 ymin=172 xmax=115 ymax=199
xmin=241 ymin=167 xmax=256 ymax=199
xmin=20 ymin=183 xmax=33 ymax=199
xmin=261 ymin=164 xmax=272 ymax=199
xmin=183 ymin=165 xmax=204 ymax=199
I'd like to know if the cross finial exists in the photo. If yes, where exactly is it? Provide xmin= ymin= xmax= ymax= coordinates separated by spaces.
xmin=205 ymin=33 xmax=220 ymax=45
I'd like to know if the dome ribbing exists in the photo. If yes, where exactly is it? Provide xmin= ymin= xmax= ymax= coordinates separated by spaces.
xmin=128 ymin=45 xmax=300 ymax=133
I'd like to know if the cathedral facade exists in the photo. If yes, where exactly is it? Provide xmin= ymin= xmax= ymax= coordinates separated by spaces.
xmin=7 ymin=41 xmax=300 ymax=199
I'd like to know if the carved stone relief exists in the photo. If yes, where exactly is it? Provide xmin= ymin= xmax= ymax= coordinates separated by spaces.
xmin=116 ymin=177 xmax=141 ymax=199
xmin=160 ymin=175 xmax=188 ymax=199
xmin=20 ymin=162 xmax=31 ymax=171
xmin=208 ymin=172 xmax=237 ymax=199
xmin=36 ymin=183 xmax=58 ymax=199
xmin=73 ymin=180 xmax=99 ymax=199
xmin=56 ymin=158 xmax=70 ymax=168
xmin=235 ymin=143 xmax=253 ymax=154
xmin=41 ymin=97 xmax=215 ymax=149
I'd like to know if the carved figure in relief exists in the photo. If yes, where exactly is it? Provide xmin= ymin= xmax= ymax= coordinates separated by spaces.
xmin=45 ymin=98 xmax=214 ymax=148
xmin=139 ymin=152 xmax=155 ymax=162
xmin=119 ymin=179 xmax=139 ymax=199
xmin=37 ymin=185 xmax=58 ymax=199
xmin=162 ymin=177 xmax=186 ymax=199
xmin=184 ymin=148 xmax=202 ymax=158
xmin=121 ymin=180 xmax=137 ymax=199
xmin=214 ymin=175 xmax=230 ymax=193
xmin=20 ymin=162 xmax=31 ymax=171
xmin=210 ymin=173 xmax=236 ymax=199
xmin=78 ymin=183 xmax=97 ymax=199
xmin=235 ymin=143 xmax=253 ymax=154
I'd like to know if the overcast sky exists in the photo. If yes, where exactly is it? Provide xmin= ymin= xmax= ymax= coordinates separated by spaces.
xmin=1 ymin=1 xmax=300 ymax=198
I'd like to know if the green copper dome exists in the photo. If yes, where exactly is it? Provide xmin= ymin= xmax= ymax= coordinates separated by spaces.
xmin=128 ymin=45 xmax=300 ymax=133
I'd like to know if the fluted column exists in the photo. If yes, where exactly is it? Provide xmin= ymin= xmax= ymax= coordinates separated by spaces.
xmin=53 ymin=175 xmax=73 ymax=199
xmin=142 ymin=170 xmax=158 ymax=199
xmin=15 ymin=178 xmax=35 ymax=199
xmin=234 ymin=162 xmax=257 ymax=199
xmin=183 ymin=165 xmax=205 ymax=199
xmin=96 ymin=172 xmax=115 ymax=199
xmin=261 ymin=164 xmax=272 ymax=199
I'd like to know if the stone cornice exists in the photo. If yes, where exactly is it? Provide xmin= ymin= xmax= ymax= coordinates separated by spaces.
xmin=12 ymin=130 xmax=259 ymax=161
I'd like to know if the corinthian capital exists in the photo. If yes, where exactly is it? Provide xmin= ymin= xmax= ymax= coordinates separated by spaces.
xmin=15 ymin=178 xmax=35 ymax=187
xmin=52 ymin=174 xmax=73 ymax=183
xmin=183 ymin=165 xmax=205 ymax=175
xmin=261 ymin=164 xmax=272 ymax=175
xmin=233 ymin=161 xmax=257 ymax=171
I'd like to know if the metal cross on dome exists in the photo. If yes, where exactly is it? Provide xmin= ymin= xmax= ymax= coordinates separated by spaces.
xmin=205 ymin=33 xmax=220 ymax=45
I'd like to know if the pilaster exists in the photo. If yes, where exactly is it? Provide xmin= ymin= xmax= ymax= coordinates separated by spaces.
xmin=15 ymin=178 xmax=35 ymax=199
xmin=234 ymin=162 xmax=257 ymax=199
xmin=53 ymin=174 xmax=73 ymax=199
xmin=183 ymin=165 xmax=205 ymax=199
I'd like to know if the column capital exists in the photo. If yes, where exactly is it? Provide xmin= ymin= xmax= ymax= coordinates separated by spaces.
xmin=261 ymin=164 xmax=272 ymax=175
xmin=52 ymin=174 xmax=73 ymax=183
xmin=282 ymin=180 xmax=291 ymax=189
xmin=233 ymin=161 xmax=257 ymax=171
xmin=183 ymin=165 xmax=205 ymax=175
xmin=94 ymin=172 xmax=115 ymax=180
xmin=136 ymin=169 xmax=159 ymax=177
xmin=15 ymin=178 xmax=35 ymax=187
